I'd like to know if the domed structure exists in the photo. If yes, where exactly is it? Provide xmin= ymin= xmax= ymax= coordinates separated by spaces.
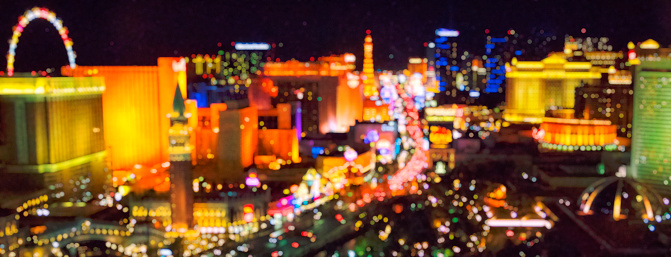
xmin=578 ymin=174 xmax=665 ymax=221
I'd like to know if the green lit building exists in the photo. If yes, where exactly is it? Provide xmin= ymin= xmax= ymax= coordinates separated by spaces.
xmin=630 ymin=41 xmax=671 ymax=194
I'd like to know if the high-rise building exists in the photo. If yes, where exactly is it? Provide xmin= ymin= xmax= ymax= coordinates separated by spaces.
xmin=363 ymin=32 xmax=377 ymax=98
xmin=168 ymin=85 xmax=194 ymax=231
xmin=0 ymin=76 xmax=107 ymax=202
xmin=630 ymin=39 xmax=671 ymax=194
xmin=433 ymin=28 xmax=463 ymax=104
xmin=217 ymin=103 xmax=258 ymax=182
xmin=483 ymin=36 xmax=508 ymax=94
xmin=504 ymin=54 xmax=601 ymax=123
xmin=574 ymin=70 xmax=633 ymax=139
xmin=62 ymin=57 xmax=184 ymax=170
xmin=263 ymin=54 xmax=361 ymax=135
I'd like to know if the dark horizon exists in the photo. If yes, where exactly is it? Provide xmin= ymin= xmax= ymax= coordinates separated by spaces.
xmin=1 ymin=0 xmax=669 ymax=72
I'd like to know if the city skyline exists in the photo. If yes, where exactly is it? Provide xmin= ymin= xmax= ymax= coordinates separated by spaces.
xmin=1 ymin=0 xmax=670 ymax=71
xmin=1 ymin=2 xmax=670 ymax=257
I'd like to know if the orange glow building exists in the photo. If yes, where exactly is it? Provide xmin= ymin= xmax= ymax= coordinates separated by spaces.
xmin=536 ymin=118 xmax=617 ymax=151
xmin=217 ymin=105 xmax=258 ymax=182
xmin=407 ymin=58 xmax=428 ymax=83
xmin=62 ymin=57 xmax=185 ymax=170
xmin=362 ymin=100 xmax=391 ymax=122
xmin=263 ymin=54 xmax=362 ymax=134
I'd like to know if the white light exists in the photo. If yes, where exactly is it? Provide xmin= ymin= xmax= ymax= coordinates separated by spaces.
xmin=435 ymin=29 xmax=460 ymax=37
xmin=484 ymin=219 xmax=553 ymax=229
xmin=235 ymin=42 xmax=271 ymax=51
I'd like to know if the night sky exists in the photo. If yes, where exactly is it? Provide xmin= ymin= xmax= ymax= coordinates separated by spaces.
xmin=1 ymin=0 xmax=670 ymax=72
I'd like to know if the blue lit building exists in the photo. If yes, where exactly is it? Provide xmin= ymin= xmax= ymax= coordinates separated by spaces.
xmin=484 ymin=36 xmax=508 ymax=94
xmin=433 ymin=28 xmax=468 ymax=105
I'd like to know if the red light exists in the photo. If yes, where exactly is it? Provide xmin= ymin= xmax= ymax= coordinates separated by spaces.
xmin=335 ymin=214 xmax=343 ymax=221
xmin=243 ymin=204 xmax=254 ymax=223
xmin=310 ymin=57 xmax=315 ymax=61
xmin=485 ymin=29 xmax=489 ymax=34
xmin=276 ymin=58 xmax=280 ymax=62
xmin=366 ymin=29 xmax=371 ymax=35
xmin=507 ymin=30 xmax=512 ymax=35
xmin=581 ymin=28 xmax=586 ymax=34
xmin=292 ymin=242 xmax=299 ymax=248
xmin=301 ymin=231 xmax=308 ymax=237
xmin=506 ymin=229 xmax=514 ymax=237
xmin=202 ymin=74 xmax=207 ymax=79
xmin=217 ymin=42 xmax=222 ymax=47
xmin=423 ymin=42 xmax=428 ymax=47
xmin=628 ymin=50 xmax=637 ymax=60
xmin=272 ymin=252 xmax=279 ymax=257
xmin=272 ymin=43 xmax=276 ymax=48
xmin=231 ymin=42 xmax=235 ymax=46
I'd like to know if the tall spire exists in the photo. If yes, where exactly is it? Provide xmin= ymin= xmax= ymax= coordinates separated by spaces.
xmin=173 ymin=84 xmax=186 ymax=116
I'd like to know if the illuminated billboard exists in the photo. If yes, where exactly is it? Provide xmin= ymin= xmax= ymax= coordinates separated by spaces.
xmin=234 ymin=42 xmax=271 ymax=50
xmin=429 ymin=125 xmax=453 ymax=148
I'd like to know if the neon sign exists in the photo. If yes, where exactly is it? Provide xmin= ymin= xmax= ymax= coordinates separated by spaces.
xmin=429 ymin=126 xmax=452 ymax=148
xmin=235 ymin=42 xmax=271 ymax=51
xmin=435 ymin=28 xmax=460 ymax=37
xmin=243 ymin=204 xmax=254 ymax=223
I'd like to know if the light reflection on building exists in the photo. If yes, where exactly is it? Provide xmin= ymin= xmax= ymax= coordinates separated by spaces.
xmin=505 ymin=54 xmax=601 ymax=123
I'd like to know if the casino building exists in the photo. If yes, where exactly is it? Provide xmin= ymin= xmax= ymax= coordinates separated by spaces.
xmin=0 ymin=75 xmax=108 ymax=202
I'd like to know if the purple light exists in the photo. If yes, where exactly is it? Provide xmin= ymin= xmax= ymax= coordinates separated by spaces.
xmin=344 ymin=148 xmax=358 ymax=162
xmin=365 ymin=130 xmax=380 ymax=143
xmin=245 ymin=173 xmax=261 ymax=187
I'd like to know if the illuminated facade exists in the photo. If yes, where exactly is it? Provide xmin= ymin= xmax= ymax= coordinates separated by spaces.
xmin=264 ymin=54 xmax=361 ymax=135
xmin=483 ymin=36 xmax=508 ymax=94
xmin=505 ymin=54 xmax=601 ymax=123
xmin=407 ymin=58 xmax=427 ymax=84
xmin=363 ymin=32 xmax=377 ymax=98
xmin=217 ymin=105 xmax=258 ymax=182
xmin=574 ymin=77 xmax=633 ymax=139
xmin=0 ymin=76 xmax=107 ymax=202
xmin=630 ymin=43 xmax=671 ymax=194
xmin=168 ymin=86 xmax=194 ymax=230
xmin=536 ymin=118 xmax=617 ymax=151
xmin=185 ymin=43 xmax=273 ymax=107
xmin=130 ymin=183 xmax=271 ymax=234
xmin=256 ymin=103 xmax=300 ymax=168
xmin=433 ymin=28 xmax=462 ymax=104
xmin=63 ymin=58 xmax=183 ymax=170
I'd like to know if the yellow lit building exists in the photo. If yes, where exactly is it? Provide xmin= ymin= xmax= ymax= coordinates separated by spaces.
xmin=505 ymin=54 xmax=601 ymax=123
xmin=0 ymin=76 xmax=107 ymax=202
xmin=363 ymin=33 xmax=377 ymax=98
